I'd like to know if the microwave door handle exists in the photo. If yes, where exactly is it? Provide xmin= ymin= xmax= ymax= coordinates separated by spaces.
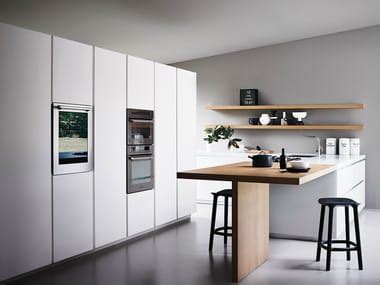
xmin=129 ymin=156 xmax=153 ymax=161
xmin=129 ymin=119 xmax=153 ymax=123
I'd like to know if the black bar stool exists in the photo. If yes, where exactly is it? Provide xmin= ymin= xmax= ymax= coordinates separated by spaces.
xmin=209 ymin=189 xmax=232 ymax=251
xmin=316 ymin=197 xmax=363 ymax=271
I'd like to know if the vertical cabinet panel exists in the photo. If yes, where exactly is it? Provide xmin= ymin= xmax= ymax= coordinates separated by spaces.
xmin=128 ymin=190 xmax=155 ymax=236
xmin=53 ymin=36 xmax=93 ymax=105
xmin=154 ymin=63 xmax=177 ymax=226
xmin=0 ymin=23 xmax=52 ymax=281
xmin=127 ymin=55 xmax=154 ymax=110
xmin=177 ymin=69 xmax=197 ymax=218
xmin=53 ymin=172 xmax=93 ymax=262
xmin=94 ymin=47 xmax=127 ymax=247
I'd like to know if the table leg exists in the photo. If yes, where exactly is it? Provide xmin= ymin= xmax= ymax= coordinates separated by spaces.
xmin=232 ymin=181 xmax=269 ymax=282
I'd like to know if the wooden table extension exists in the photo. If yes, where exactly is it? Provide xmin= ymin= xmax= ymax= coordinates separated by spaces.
xmin=177 ymin=162 xmax=337 ymax=282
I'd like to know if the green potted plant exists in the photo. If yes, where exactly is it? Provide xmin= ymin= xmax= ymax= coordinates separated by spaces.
xmin=204 ymin=125 xmax=242 ymax=152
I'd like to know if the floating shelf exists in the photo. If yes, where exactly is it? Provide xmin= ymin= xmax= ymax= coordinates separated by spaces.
xmin=205 ymin=124 xmax=364 ymax=131
xmin=207 ymin=103 xmax=365 ymax=111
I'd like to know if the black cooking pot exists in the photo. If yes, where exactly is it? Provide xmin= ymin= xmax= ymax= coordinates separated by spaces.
xmin=248 ymin=154 xmax=273 ymax=168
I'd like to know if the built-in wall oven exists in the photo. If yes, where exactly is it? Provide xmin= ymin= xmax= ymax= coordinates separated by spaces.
xmin=127 ymin=109 xmax=154 ymax=194
xmin=52 ymin=103 xmax=93 ymax=175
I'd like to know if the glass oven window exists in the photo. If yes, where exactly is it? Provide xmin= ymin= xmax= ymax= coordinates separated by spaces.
xmin=131 ymin=158 xmax=152 ymax=185
xmin=58 ymin=111 xmax=88 ymax=165
xmin=129 ymin=123 xmax=152 ymax=144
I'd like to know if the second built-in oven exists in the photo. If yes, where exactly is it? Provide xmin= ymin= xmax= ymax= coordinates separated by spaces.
xmin=127 ymin=145 xmax=154 ymax=194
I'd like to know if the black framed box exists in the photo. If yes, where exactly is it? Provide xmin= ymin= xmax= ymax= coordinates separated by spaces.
xmin=240 ymin=89 xmax=258 ymax=106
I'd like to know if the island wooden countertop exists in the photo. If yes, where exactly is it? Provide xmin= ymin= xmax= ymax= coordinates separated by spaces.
xmin=177 ymin=162 xmax=337 ymax=185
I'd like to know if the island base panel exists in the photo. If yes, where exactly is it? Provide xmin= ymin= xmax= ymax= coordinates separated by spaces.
xmin=232 ymin=181 xmax=269 ymax=282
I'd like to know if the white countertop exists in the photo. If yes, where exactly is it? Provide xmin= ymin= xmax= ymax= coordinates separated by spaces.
xmin=197 ymin=151 xmax=365 ymax=170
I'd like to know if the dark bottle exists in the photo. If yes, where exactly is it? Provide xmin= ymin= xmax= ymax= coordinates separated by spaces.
xmin=280 ymin=148 xmax=287 ymax=170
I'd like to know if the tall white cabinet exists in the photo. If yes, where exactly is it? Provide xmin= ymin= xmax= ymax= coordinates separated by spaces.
xmin=94 ymin=47 xmax=127 ymax=247
xmin=127 ymin=55 xmax=154 ymax=110
xmin=177 ymin=69 xmax=197 ymax=218
xmin=154 ymin=63 xmax=178 ymax=226
xmin=52 ymin=36 xmax=94 ymax=262
xmin=0 ymin=23 xmax=52 ymax=281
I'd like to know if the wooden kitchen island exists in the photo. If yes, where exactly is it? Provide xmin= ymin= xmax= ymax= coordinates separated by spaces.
xmin=177 ymin=161 xmax=337 ymax=282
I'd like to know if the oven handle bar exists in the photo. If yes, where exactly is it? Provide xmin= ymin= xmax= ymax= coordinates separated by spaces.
xmin=129 ymin=119 xmax=153 ymax=123
xmin=129 ymin=156 xmax=153 ymax=161
xmin=53 ymin=103 xmax=92 ymax=111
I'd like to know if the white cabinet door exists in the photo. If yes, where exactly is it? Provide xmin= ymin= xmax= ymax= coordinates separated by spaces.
xmin=94 ymin=47 xmax=127 ymax=247
xmin=128 ymin=190 xmax=155 ymax=236
xmin=53 ymin=172 xmax=93 ymax=262
xmin=53 ymin=36 xmax=93 ymax=105
xmin=0 ymin=23 xmax=52 ymax=281
xmin=177 ymin=69 xmax=197 ymax=218
xmin=154 ymin=63 xmax=177 ymax=226
xmin=127 ymin=55 xmax=154 ymax=110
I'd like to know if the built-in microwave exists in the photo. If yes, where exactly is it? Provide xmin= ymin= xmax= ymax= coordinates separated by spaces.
xmin=52 ymin=103 xmax=93 ymax=175
xmin=127 ymin=109 xmax=154 ymax=145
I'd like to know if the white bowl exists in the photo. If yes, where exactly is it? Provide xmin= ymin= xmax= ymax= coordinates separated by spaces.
xmin=290 ymin=160 xmax=310 ymax=170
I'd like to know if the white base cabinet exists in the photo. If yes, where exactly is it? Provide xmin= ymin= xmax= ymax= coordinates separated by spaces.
xmin=128 ymin=190 xmax=155 ymax=236
xmin=177 ymin=69 xmax=197 ymax=218
xmin=0 ymin=23 xmax=52 ymax=281
xmin=94 ymin=47 xmax=127 ymax=247
xmin=53 ymin=172 xmax=94 ymax=262
xmin=154 ymin=63 xmax=178 ymax=226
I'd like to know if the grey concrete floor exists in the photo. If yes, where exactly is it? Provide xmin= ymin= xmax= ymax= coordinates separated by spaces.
xmin=5 ymin=205 xmax=380 ymax=285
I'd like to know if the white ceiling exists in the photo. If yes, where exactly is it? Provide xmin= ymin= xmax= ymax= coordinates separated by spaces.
xmin=0 ymin=0 xmax=379 ymax=63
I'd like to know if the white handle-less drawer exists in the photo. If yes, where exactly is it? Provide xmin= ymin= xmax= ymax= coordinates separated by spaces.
xmin=337 ymin=160 xmax=365 ymax=195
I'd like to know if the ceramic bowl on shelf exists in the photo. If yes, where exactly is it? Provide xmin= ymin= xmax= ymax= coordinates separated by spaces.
xmin=289 ymin=160 xmax=310 ymax=170
xmin=292 ymin=112 xmax=307 ymax=124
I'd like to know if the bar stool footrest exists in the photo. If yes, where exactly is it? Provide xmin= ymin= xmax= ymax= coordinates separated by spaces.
xmin=214 ymin=226 xmax=233 ymax=237
xmin=320 ymin=240 xmax=358 ymax=252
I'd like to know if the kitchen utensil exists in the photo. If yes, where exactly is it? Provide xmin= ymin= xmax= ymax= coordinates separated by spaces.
xmin=286 ymin=167 xmax=311 ymax=173
xmin=248 ymin=117 xmax=259 ymax=125
xmin=292 ymin=112 xmax=307 ymax=125
xmin=259 ymin=114 xmax=271 ymax=125
xmin=289 ymin=160 xmax=310 ymax=170
xmin=248 ymin=153 xmax=273 ymax=167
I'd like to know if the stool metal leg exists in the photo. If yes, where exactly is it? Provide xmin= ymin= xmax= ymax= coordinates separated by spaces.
xmin=353 ymin=206 xmax=363 ymax=270
xmin=209 ymin=195 xmax=218 ymax=251
xmin=316 ymin=205 xmax=326 ymax=262
xmin=326 ymin=206 xmax=334 ymax=271
xmin=345 ymin=206 xmax=351 ymax=261
xmin=224 ymin=196 xmax=228 ymax=244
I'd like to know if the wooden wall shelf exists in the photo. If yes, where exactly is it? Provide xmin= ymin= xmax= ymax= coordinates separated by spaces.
xmin=205 ymin=124 xmax=364 ymax=131
xmin=207 ymin=103 xmax=364 ymax=111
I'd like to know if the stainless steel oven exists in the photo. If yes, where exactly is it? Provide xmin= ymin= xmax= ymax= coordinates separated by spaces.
xmin=127 ymin=109 xmax=154 ymax=145
xmin=127 ymin=145 xmax=154 ymax=193
xmin=52 ymin=103 xmax=93 ymax=175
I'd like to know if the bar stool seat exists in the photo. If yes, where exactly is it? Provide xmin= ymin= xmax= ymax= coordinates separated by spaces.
xmin=209 ymin=189 xmax=232 ymax=251
xmin=316 ymin=197 xmax=363 ymax=271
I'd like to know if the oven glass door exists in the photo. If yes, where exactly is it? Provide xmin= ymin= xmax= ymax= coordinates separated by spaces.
xmin=59 ymin=111 xmax=88 ymax=164
xmin=128 ymin=120 xmax=153 ymax=145
xmin=128 ymin=155 xmax=154 ymax=193
xmin=53 ymin=103 xmax=93 ymax=175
